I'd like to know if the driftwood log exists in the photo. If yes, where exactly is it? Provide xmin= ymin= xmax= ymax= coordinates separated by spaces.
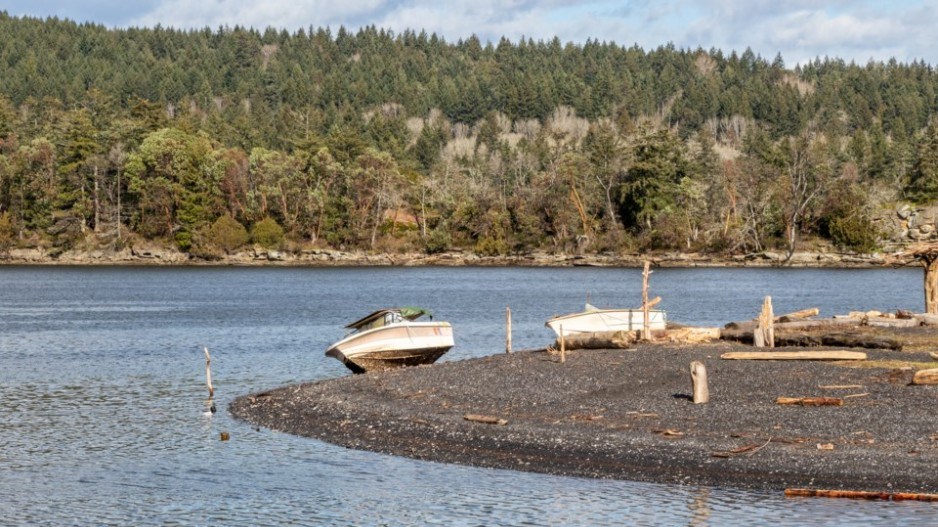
xmin=911 ymin=368 xmax=938 ymax=385
xmin=785 ymin=488 xmax=938 ymax=501
xmin=725 ymin=318 xmax=858 ymax=331
xmin=720 ymin=328 xmax=902 ymax=350
xmin=721 ymin=350 xmax=867 ymax=361
xmin=555 ymin=330 xmax=638 ymax=350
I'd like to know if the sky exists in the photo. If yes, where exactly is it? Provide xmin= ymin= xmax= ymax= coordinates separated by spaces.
xmin=3 ymin=0 xmax=937 ymax=66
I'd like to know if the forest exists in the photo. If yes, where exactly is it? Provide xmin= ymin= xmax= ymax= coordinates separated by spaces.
xmin=1 ymin=12 xmax=938 ymax=259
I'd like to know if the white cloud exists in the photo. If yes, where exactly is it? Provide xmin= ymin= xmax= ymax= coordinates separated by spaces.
xmin=76 ymin=0 xmax=938 ymax=65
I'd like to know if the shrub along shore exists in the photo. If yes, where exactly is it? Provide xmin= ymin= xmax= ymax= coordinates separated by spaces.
xmin=0 ymin=246 xmax=893 ymax=268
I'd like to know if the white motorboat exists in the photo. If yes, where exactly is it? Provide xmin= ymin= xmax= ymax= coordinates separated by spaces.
xmin=546 ymin=303 xmax=666 ymax=336
xmin=325 ymin=307 xmax=454 ymax=373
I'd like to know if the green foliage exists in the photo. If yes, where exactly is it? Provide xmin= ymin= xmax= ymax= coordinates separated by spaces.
xmin=250 ymin=216 xmax=284 ymax=248
xmin=0 ymin=211 xmax=14 ymax=252
xmin=906 ymin=120 xmax=938 ymax=203
xmin=0 ymin=15 xmax=937 ymax=258
xmin=206 ymin=214 xmax=249 ymax=253
xmin=423 ymin=227 xmax=451 ymax=254
xmin=473 ymin=236 xmax=509 ymax=256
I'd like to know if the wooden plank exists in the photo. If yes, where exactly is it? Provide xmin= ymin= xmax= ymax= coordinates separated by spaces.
xmin=721 ymin=350 xmax=867 ymax=361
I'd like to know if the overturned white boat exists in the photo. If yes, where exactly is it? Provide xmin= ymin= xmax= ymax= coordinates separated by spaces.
xmin=546 ymin=303 xmax=666 ymax=336
xmin=325 ymin=307 xmax=454 ymax=373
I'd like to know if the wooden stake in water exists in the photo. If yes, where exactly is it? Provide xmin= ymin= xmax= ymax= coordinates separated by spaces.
xmin=204 ymin=347 xmax=214 ymax=398
xmin=506 ymin=306 xmax=512 ymax=354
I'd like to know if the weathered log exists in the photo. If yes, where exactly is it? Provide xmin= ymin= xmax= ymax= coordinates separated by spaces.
xmin=691 ymin=361 xmax=708 ymax=404
xmin=665 ymin=327 xmax=721 ymax=343
xmin=721 ymin=350 xmax=867 ymax=361
xmin=785 ymin=488 xmax=938 ymax=502
xmin=911 ymin=368 xmax=938 ymax=385
xmin=776 ymin=319 xmax=860 ymax=330
xmin=776 ymin=396 xmax=844 ymax=406
xmin=724 ymin=318 xmax=857 ymax=331
xmin=556 ymin=330 xmax=638 ymax=350
xmin=865 ymin=317 xmax=921 ymax=328
xmin=776 ymin=307 xmax=820 ymax=321
xmin=719 ymin=329 xmax=901 ymax=350
xmin=916 ymin=314 xmax=938 ymax=326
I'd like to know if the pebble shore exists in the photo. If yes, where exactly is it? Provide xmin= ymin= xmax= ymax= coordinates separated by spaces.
xmin=230 ymin=342 xmax=938 ymax=493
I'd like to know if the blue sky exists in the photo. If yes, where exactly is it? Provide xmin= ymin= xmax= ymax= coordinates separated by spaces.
xmin=3 ymin=0 xmax=936 ymax=66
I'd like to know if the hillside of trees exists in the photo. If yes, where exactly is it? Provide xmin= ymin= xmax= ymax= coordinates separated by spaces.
xmin=1 ymin=12 xmax=938 ymax=260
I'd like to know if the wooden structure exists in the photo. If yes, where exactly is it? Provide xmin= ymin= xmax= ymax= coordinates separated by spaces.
xmin=889 ymin=242 xmax=938 ymax=314
xmin=753 ymin=296 xmax=775 ymax=348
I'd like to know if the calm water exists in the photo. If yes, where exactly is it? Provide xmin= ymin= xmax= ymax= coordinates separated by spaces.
xmin=1 ymin=265 xmax=936 ymax=526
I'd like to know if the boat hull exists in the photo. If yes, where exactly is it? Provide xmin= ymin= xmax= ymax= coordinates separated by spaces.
xmin=325 ymin=322 xmax=454 ymax=373
xmin=546 ymin=309 xmax=666 ymax=336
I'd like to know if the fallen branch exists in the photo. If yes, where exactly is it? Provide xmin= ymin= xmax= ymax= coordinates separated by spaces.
xmin=785 ymin=488 xmax=938 ymax=502
xmin=712 ymin=436 xmax=773 ymax=458
xmin=464 ymin=414 xmax=508 ymax=425
xmin=776 ymin=397 xmax=844 ymax=406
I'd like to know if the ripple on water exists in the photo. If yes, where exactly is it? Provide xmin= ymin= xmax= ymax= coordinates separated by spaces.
xmin=0 ymin=266 xmax=933 ymax=526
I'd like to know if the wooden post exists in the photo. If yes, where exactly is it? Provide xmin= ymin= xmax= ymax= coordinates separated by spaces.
xmin=642 ymin=261 xmax=652 ymax=341
xmin=204 ymin=346 xmax=214 ymax=398
xmin=765 ymin=296 xmax=774 ymax=348
xmin=754 ymin=296 xmax=774 ymax=348
xmin=506 ymin=306 xmax=512 ymax=353
xmin=560 ymin=324 xmax=566 ymax=363
xmin=925 ymin=256 xmax=938 ymax=314
xmin=691 ymin=361 xmax=709 ymax=404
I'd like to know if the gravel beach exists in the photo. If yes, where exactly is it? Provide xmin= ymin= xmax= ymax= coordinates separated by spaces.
xmin=230 ymin=342 xmax=938 ymax=493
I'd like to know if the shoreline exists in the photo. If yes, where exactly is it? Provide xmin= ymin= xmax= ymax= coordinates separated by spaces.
xmin=230 ymin=343 xmax=938 ymax=493
xmin=0 ymin=247 xmax=901 ymax=268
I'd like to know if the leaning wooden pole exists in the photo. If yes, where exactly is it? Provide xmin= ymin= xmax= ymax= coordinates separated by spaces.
xmin=642 ymin=261 xmax=652 ymax=341
xmin=204 ymin=346 xmax=214 ymax=399
xmin=506 ymin=306 xmax=512 ymax=354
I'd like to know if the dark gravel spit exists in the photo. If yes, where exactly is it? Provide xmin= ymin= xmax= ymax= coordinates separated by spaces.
xmin=230 ymin=342 xmax=938 ymax=493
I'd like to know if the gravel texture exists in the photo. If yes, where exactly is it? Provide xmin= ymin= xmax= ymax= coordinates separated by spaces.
xmin=230 ymin=342 xmax=938 ymax=493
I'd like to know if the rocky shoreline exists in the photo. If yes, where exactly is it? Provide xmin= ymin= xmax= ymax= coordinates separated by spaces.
xmin=0 ymin=245 xmax=897 ymax=268
xmin=230 ymin=342 xmax=938 ymax=493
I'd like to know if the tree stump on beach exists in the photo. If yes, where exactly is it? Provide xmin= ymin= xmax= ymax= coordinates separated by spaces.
xmin=691 ymin=361 xmax=709 ymax=404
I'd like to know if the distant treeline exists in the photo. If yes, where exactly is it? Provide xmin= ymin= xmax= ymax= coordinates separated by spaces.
xmin=1 ymin=12 xmax=937 ymax=258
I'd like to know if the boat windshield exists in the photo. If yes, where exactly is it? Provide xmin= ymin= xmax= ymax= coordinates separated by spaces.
xmin=351 ymin=310 xmax=404 ymax=334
